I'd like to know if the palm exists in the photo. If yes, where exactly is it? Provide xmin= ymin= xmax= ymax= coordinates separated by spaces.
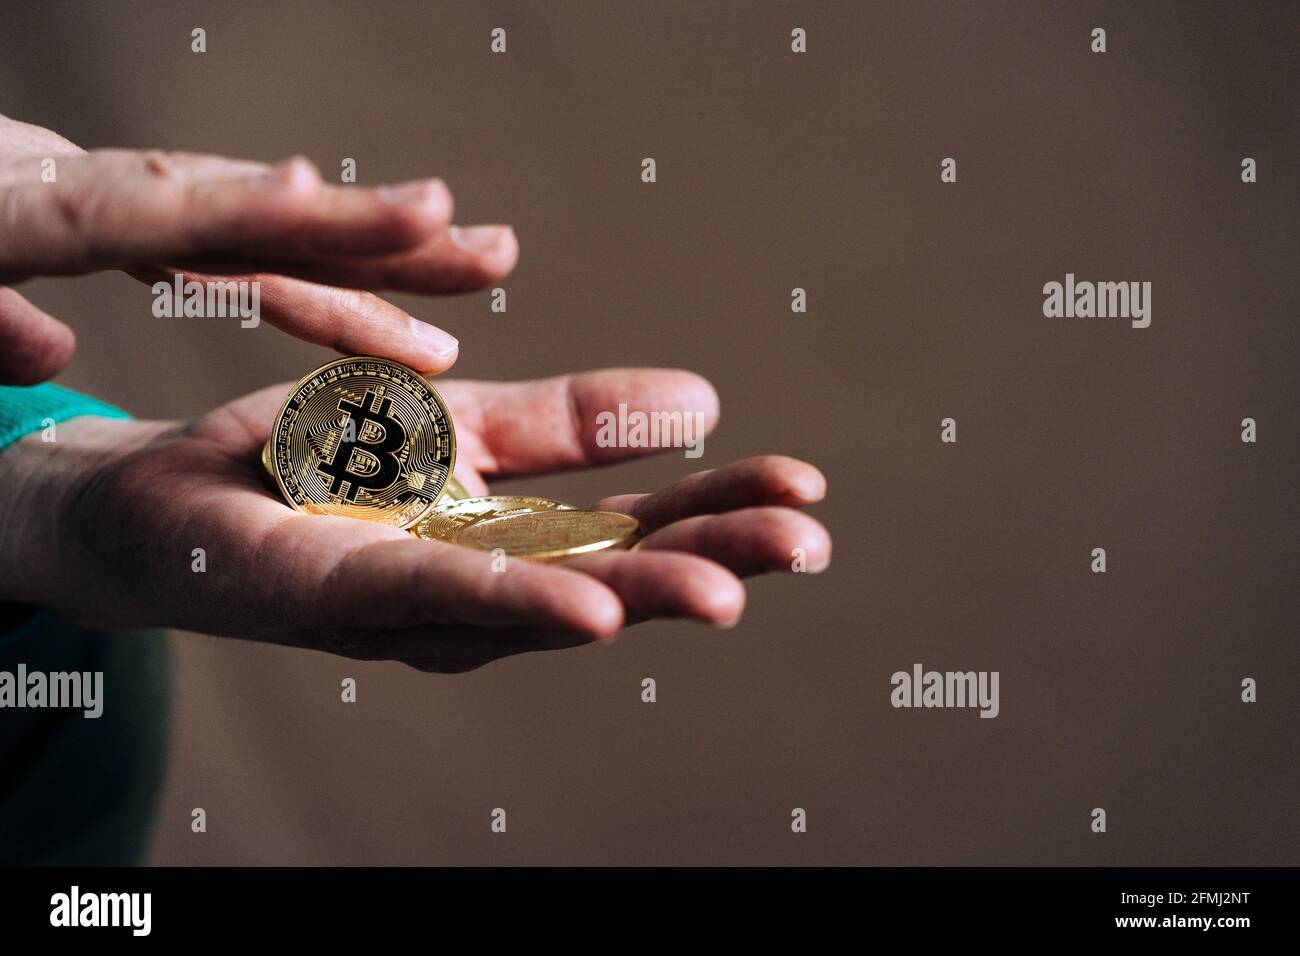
xmin=70 ymin=369 xmax=829 ymax=671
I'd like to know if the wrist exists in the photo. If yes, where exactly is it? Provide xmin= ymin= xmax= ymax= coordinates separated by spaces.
xmin=0 ymin=417 xmax=173 ymax=607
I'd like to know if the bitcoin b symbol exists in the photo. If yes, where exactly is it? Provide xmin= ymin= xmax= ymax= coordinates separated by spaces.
xmin=317 ymin=388 xmax=407 ymax=500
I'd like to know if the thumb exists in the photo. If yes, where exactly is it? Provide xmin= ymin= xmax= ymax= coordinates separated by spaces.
xmin=0 ymin=286 xmax=76 ymax=384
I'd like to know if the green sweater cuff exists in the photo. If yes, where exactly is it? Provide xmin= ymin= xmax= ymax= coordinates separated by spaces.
xmin=0 ymin=383 xmax=131 ymax=637
xmin=0 ymin=382 xmax=131 ymax=451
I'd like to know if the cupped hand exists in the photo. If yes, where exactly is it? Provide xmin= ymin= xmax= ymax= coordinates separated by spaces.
xmin=0 ymin=113 xmax=514 ymax=384
xmin=1 ymin=369 xmax=830 ymax=671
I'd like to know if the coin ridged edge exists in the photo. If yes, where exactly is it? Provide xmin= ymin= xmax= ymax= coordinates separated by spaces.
xmin=457 ymin=509 xmax=640 ymax=561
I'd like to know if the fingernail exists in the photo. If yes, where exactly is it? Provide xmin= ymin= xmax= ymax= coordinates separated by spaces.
xmin=379 ymin=178 xmax=444 ymax=207
xmin=450 ymin=224 xmax=508 ymax=253
xmin=409 ymin=316 xmax=458 ymax=359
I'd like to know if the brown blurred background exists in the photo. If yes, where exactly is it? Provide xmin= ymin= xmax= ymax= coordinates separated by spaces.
xmin=1 ymin=0 xmax=1296 ymax=864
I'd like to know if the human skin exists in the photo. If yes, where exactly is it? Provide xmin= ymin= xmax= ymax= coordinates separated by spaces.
xmin=0 ymin=112 xmax=507 ymax=383
xmin=0 ymin=114 xmax=832 ymax=670
xmin=0 ymin=383 xmax=830 ymax=671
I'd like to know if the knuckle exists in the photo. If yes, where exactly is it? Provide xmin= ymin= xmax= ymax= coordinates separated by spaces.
xmin=171 ymin=179 xmax=209 ymax=250
xmin=326 ymin=288 xmax=391 ymax=341
xmin=50 ymin=181 xmax=90 ymax=236
xmin=341 ymin=288 xmax=384 ymax=323
xmin=138 ymin=150 xmax=177 ymax=179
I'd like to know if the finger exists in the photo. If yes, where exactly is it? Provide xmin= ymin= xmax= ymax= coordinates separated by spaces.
xmin=135 ymin=151 xmax=269 ymax=182
xmin=391 ymin=550 xmax=750 ymax=671
xmin=596 ymin=455 xmax=826 ymax=530
xmin=125 ymin=266 xmax=459 ymax=374
xmin=0 ymin=286 xmax=75 ymax=384
xmin=169 ymin=223 xmax=519 ymax=295
xmin=634 ymin=507 xmax=832 ymax=576
xmin=0 ymin=150 xmax=452 ymax=281
xmin=564 ymin=550 xmax=745 ymax=628
xmin=258 ymin=523 xmax=626 ymax=641
xmin=439 ymin=368 xmax=720 ymax=477
xmin=364 ymin=224 xmax=519 ymax=293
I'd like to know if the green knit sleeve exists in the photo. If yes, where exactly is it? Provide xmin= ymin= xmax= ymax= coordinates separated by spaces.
xmin=0 ymin=382 xmax=131 ymax=450
xmin=0 ymin=382 xmax=132 ymax=637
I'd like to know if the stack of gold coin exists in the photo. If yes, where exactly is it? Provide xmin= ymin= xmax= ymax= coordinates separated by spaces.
xmin=263 ymin=356 xmax=641 ymax=561
xmin=410 ymin=495 xmax=575 ymax=542
xmin=454 ymin=509 xmax=641 ymax=562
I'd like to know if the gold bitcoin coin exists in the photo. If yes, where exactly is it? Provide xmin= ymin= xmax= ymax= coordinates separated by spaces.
xmin=430 ymin=474 xmax=469 ymax=507
xmin=441 ymin=474 xmax=470 ymax=501
xmin=456 ymin=509 xmax=640 ymax=561
xmin=410 ymin=495 xmax=574 ymax=543
xmin=269 ymin=356 xmax=456 ymax=528
xmin=265 ymin=436 xmax=460 ymax=504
